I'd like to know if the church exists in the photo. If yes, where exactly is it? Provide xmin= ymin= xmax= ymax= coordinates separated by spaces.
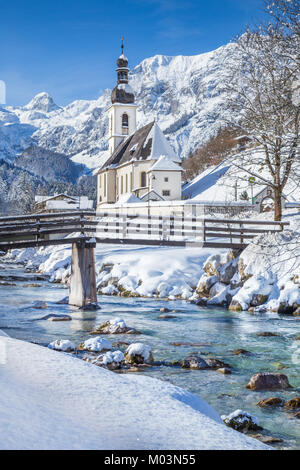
xmin=97 ymin=42 xmax=182 ymax=208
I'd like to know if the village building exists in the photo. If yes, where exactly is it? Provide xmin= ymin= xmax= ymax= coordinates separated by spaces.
xmin=34 ymin=194 xmax=94 ymax=213
xmin=97 ymin=42 xmax=182 ymax=209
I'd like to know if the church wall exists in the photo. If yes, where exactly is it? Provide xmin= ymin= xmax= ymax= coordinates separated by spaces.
xmin=151 ymin=170 xmax=182 ymax=201
xmin=108 ymin=104 xmax=137 ymax=155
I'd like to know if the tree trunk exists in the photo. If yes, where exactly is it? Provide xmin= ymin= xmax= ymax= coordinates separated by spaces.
xmin=274 ymin=188 xmax=282 ymax=221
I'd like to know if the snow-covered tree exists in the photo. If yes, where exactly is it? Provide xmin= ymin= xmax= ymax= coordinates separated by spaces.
xmin=224 ymin=24 xmax=299 ymax=220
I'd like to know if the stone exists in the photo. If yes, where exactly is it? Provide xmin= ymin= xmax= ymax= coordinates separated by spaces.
xmin=285 ymin=397 xmax=300 ymax=409
xmin=33 ymin=301 xmax=47 ymax=309
xmin=91 ymin=318 xmax=140 ymax=335
xmin=56 ymin=296 xmax=69 ymax=305
xmin=203 ymin=254 xmax=222 ymax=277
xmin=48 ymin=339 xmax=76 ymax=352
xmin=295 ymin=412 xmax=300 ymax=419
xmin=40 ymin=314 xmax=72 ymax=322
xmin=217 ymin=367 xmax=231 ymax=375
xmin=23 ymin=283 xmax=41 ymax=288
xmin=124 ymin=343 xmax=153 ymax=365
xmin=218 ymin=260 xmax=237 ymax=285
xmin=196 ymin=274 xmax=218 ymax=296
xmin=229 ymin=300 xmax=243 ymax=312
xmin=257 ymin=397 xmax=285 ymax=408
xmin=256 ymin=331 xmax=279 ymax=337
xmin=158 ymin=314 xmax=177 ymax=319
xmin=249 ymin=434 xmax=283 ymax=444
xmin=0 ymin=281 xmax=16 ymax=286
xmin=250 ymin=294 xmax=269 ymax=307
xmin=238 ymin=258 xmax=252 ymax=282
xmin=233 ymin=349 xmax=251 ymax=356
xmin=181 ymin=355 xmax=209 ymax=370
xmin=209 ymin=281 xmax=227 ymax=298
xmin=205 ymin=358 xmax=230 ymax=370
xmin=160 ymin=307 xmax=171 ymax=313
xmin=246 ymin=373 xmax=292 ymax=391
xmin=222 ymin=410 xmax=262 ymax=432
xmin=293 ymin=308 xmax=300 ymax=317
xmin=295 ymin=336 xmax=300 ymax=341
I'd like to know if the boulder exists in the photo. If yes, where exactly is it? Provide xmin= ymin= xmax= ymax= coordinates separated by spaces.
xmin=218 ymin=260 xmax=238 ymax=285
xmin=181 ymin=355 xmax=209 ymax=370
xmin=249 ymin=434 xmax=283 ymax=444
xmin=293 ymin=307 xmax=300 ymax=317
xmin=295 ymin=412 xmax=300 ymax=419
xmin=229 ymin=300 xmax=243 ymax=312
xmin=238 ymin=258 xmax=252 ymax=282
xmin=209 ymin=282 xmax=227 ymax=298
xmin=257 ymin=397 xmax=285 ymax=408
xmin=257 ymin=332 xmax=279 ymax=337
xmin=250 ymin=294 xmax=269 ymax=307
xmin=203 ymin=254 xmax=222 ymax=277
xmin=158 ymin=314 xmax=177 ymax=319
xmin=285 ymin=397 xmax=300 ymax=409
xmin=33 ymin=301 xmax=47 ymax=309
xmin=222 ymin=410 xmax=262 ymax=432
xmin=217 ymin=367 xmax=231 ymax=375
xmin=56 ymin=296 xmax=69 ymax=305
xmin=246 ymin=373 xmax=291 ymax=391
xmin=40 ymin=314 xmax=72 ymax=322
xmin=205 ymin=358 xmax=230 ymax=370
xmin=196 ymin=274 xmax=218 ymax=296
xmin=160 ymin=307 xmax=171 ymax=313
xmin=124 ymin=343 xmax=153 ymax=365
xmin=233 ymin=349 xmax=251 ymax=356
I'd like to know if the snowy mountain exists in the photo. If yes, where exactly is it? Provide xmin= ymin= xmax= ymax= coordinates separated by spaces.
xmin=0 ymin=42 xmax=237 ymax=170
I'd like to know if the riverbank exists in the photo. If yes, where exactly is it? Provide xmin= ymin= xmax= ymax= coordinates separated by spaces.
xmin=0 ymin=331 xmax=270 ymax=450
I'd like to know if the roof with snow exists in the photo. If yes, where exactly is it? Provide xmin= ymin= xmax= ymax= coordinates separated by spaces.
xmin=150 ymin=155 xmax=183 ymax=172
xmin=101 ymin=121 xmax=180 ymax=171
xmin=114 ymin=193 xmax=142 ymax=205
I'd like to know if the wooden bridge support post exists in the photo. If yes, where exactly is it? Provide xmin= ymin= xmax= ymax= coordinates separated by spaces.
xmin=69 ymin=239 xmax=97 ymax=308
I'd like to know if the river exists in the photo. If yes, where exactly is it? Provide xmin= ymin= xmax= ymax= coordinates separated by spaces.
xmin=0 ymin=260 xmax=299 ymax=449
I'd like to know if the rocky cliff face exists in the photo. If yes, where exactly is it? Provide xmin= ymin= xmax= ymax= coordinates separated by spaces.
xmin=0 ymin=42 xmax=238 ymax=170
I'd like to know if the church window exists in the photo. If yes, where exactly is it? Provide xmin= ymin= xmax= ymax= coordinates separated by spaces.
xmin=122 ymin=113 xmax=128 ymax=128
xmin=162 ymin=190 xmax=170 ymax=197
xmin=121 ymin=175 xmax=124 ymax=194
xmin=130 ymin=172 xmax=133 ymax=190
xmin=140 ymin=172 xmax=147 ymax=188
xmin=164 ymin=177 xmax=169 ymax=182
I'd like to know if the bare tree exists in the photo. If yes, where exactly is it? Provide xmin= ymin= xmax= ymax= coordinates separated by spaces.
xmin=223 ymin=24 xmax=300 ymax=221
xmin=265 ymin=0 xmax=300 ymax=36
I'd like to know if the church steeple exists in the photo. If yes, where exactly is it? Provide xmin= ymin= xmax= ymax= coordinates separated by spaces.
xmin=111 ymin=38 xmax=135 ymax=104
xmin=108 ymin=39 xmax=137 ymax=155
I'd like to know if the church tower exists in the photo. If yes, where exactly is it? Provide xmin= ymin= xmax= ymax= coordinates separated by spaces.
xmin=108 ymin=39 xmax=137 ymax=155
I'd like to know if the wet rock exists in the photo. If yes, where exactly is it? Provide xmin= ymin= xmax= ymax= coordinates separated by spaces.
xmin=246 ymin=373 xmax=292 ymax=391
xmin=293 ymin=308 xmax=300 ymax=317
xmin=249 ymin=434 xmax=283 ymax=444
xmin=257 ymin=331 xmax=279 ymax=337
xmin=295 ymin=336 xmax=300 ymax=341
xmin=160 ymin=307 xmax=171 ymax=313
xmin=40 ymin=314 xmax=72 ymax=322
xmin=56 ymin=296 xmax=69 ymax=305
xmin=257 ymin=397 xmax=285 ymax=408
xmin=222 ymin=410 xmax=262 ymax=432
xmin=33 ymin=301 xmax=47 ymax=309
xmin=295 ymin=412 xmax=300 ymax=419
xmin=194 ymin=298 xmax=208 ymax=306
xmin=217 ymin=367 xmax=231 ymax=375
xmin=23 ymin=283 xmax=41 ymax=288
xmin=181 ymin=355 xmax=209 ymax=370
xmin=277 ymin=303 xmax=295 ymax=315
xmin=158 ymin=314 xmax=177 ymax=319
xmin=124 ymin=343 xmax=153 ymax=365
xmin=285 ymin=397 xmax=300 ymax=410
xmin=0 ymin=281 xmax=16 ymax=286
xmin=233 ymin=349 xmax=251 ymax=356
xmin=171 ymin=341 xmax=211 ymax=347
xmin=229 ymin=300 xmax=243 ymax=312
xmin=112 ymin=341 xmax=130 ymax=348
xmin=205 ymin=358 xmax=230 ymax=370
xmin=93 ymin=350 xmax=124 ymax=370
xmin=79 ymin=302 xmax=101 ymax=311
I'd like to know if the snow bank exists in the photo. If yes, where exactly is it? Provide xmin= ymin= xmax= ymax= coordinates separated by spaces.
xmin=0 ymin=335 xmax=269 ymax=450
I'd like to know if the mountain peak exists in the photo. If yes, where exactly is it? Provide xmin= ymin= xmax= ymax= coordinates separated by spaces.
xmin=25 ymin=92 xmax=60 ymax=113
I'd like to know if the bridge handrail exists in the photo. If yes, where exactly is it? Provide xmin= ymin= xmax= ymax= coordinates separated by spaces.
xmin=0 ymin=210 xmax=96 ymax=223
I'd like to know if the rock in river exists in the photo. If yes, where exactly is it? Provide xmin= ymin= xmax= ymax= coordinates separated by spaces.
xmin=222 ymin=410 xmax=262 ymax=432
xmin=246 ymin=373 xmax=292 ymax=391
xmin=257 ymin=397 xmax=285 ymax=408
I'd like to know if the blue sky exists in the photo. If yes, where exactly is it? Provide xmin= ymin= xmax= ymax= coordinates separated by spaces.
xmin=1 ymin=0 xmax=266 ymax=106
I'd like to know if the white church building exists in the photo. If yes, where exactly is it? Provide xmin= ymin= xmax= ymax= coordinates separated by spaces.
xmin=97 ymin=42 xmax=182 ymax=209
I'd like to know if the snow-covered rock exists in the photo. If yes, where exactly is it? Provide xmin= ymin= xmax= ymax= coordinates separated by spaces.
xmin=222 ymin=410 xmax=262 ymax=432
xmin=80 ymin=337 xmax=112 ymax=352
xmin=48 ymin=339 xmax=76 ymax=352
xmin=125 ymin=343 xmax=153 ymax=364
xmin=92 ymin=350 xmax=125 ymax=370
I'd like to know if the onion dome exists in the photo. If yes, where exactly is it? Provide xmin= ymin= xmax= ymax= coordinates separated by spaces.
xmin=111 ymin=37 xmax=135 ymax=104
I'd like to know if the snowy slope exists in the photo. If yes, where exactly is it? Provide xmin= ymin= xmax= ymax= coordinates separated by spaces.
xmin=0 ymin=42 xmax=238 ymax=169
xmin=0 ymin=334 xmax=269 ymax=450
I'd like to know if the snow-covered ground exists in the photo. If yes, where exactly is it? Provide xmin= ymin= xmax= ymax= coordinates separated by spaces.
xmin=0 ymin=333 xmax=269 ymax=450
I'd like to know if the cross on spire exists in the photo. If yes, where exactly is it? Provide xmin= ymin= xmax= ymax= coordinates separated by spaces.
xmin=121 ymin=36 xmax=124 ymax=55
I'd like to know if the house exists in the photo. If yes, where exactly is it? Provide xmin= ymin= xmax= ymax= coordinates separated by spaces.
xmin=34 ymin=194 xmax=94 ymax=213
xmin=97 ymin=41 xmax=182 ymax=209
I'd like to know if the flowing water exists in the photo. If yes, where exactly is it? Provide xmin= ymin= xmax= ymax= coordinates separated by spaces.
xmin=0 ymin=261 xmax=299 ymax=449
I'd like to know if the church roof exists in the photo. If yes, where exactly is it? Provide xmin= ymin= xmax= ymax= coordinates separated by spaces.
xmin=150 ymin=155 xmax=183 ymax=172
xmin=101 ymin=121 xmax=180 ymax=171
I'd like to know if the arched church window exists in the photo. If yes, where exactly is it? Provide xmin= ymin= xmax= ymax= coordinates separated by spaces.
xmin=140 ymin=172 xmax=147 ymax=188
xmin=122 ymin=113 xmax=128 ymax=128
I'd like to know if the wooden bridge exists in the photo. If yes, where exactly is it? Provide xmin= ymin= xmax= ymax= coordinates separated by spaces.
xmin=0 ymin=211 xmax=289 ymax=308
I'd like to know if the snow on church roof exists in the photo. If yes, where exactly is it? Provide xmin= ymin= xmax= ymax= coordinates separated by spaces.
xmin=101 ymin=121 xmax=180 ymax=171
xmin=150 ymin=155 xmax=183 ymax=171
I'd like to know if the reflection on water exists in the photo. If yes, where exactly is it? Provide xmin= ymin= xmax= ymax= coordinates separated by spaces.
xmin=0 ymin=261 xmax=299 ymax=449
